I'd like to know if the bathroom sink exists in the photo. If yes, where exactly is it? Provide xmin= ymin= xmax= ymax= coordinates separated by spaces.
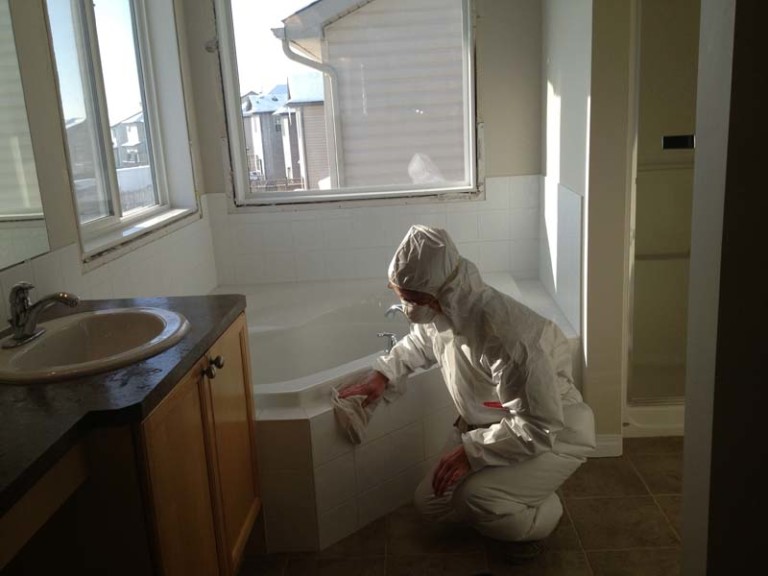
xmin=0 ymin=307 xmax=190 ymax=384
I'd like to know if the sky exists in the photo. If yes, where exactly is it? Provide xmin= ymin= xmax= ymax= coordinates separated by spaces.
xmin=231 ymin=0 xmax=314 ymax=95
xmin=49 ymin=0 xmax=316 ymax=124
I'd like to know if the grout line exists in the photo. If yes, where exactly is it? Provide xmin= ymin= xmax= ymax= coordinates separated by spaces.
xmin=562 ymin=495 xmax=595 ymax=576
xmin=624 ymin=454 xmax=682 ymax=545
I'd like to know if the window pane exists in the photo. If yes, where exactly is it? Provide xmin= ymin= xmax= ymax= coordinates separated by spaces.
xmin=93 ymin=0 xmax=158 ymax=214
xmin=230 ymin=0 xmax=470 ymax=197
xmin=47 ymin=0 xmax=112 ymax=223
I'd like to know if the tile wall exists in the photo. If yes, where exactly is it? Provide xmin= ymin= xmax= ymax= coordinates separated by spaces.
xmin=256 ymin=368 xmax=457 ymax=552
xmin=0 ymin=198 xmax=218 ymax=322
xmin=207 ymin=176 xmax=542 ymax=286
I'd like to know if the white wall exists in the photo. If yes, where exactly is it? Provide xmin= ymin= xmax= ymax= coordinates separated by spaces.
xmin=209 ymin=176 xmax=540 ymax=286
xmin=0 ymin=198 xmax=219 ymax=324
xmin=540 ymin=0 xmax=592 ymax=334
xmin=682 ymin=0 xmax=735 ymax=573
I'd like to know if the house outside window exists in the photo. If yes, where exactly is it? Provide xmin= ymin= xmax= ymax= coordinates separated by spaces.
xmin=218 ymin=0 xmax=476 ymax=205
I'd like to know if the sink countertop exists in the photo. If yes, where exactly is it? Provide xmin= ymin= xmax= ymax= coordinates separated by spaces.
xmin=0 ymin=294 xmax=246 ymax=517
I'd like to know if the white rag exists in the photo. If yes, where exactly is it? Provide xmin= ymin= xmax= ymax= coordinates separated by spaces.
xmin=331 ymin=375 xmax=384 ymax=444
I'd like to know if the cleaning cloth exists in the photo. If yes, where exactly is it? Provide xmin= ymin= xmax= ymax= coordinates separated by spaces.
xmin=331 ymin=371 xmax=384 ymax=444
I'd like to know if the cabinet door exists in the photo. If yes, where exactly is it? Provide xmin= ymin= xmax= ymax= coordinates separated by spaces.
xmin=202 ymin=314 xmax=260 ymax=574
xmin=142 ymin=361 xmax=220 ymax=576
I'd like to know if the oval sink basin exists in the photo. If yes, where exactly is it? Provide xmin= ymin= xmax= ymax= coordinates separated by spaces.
xmin=0 ymin=307 xmax=190 ymax=384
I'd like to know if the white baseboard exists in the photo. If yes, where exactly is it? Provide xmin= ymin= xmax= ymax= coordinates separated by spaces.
xmin=592 ymin=434 xmax=623 ymax=457
xmin=623 ymin=404 xmax=685 ymax=438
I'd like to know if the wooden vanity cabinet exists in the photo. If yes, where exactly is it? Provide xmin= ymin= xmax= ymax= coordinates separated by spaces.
xmin=141 ymin=313 xmax=260 ymax=576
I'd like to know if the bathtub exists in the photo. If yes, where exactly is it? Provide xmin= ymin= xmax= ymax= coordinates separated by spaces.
xmin=249 ymin=291 xmax=409 ymax=409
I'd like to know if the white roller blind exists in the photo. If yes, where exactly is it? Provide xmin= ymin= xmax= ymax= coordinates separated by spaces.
xmin=325 ymin=0 xmax=468 ymax=189
xmin=0 ymin=0 xmax=42 ymax=216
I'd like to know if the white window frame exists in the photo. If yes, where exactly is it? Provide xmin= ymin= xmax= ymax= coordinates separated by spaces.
xmin=49 ymin=0 xmax=196 ymax=258
xmin=215 ymin=0 xmax=478 ymax=207
xmin=70 ymin=0 xmax=170 ymax=238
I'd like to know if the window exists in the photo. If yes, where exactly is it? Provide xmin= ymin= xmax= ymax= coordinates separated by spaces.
xmin=217 ymin=0 xmax=476 ymax=205
xmin=46 ymin=0 xmax=196 ymax=255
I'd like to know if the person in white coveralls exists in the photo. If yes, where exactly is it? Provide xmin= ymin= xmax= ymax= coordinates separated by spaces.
xmin=340 ymin=224 xmax=596 ymax=563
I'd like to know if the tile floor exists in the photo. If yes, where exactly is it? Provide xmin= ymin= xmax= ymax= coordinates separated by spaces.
xmin=239 ymin=436 xmax=683 ymax=576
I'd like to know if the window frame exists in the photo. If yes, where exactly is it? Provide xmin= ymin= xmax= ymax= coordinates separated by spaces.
xmin=215 ymin=0 xmax=478 ymax=207
xmin=52 ymin=0 xmax=177 ymax=249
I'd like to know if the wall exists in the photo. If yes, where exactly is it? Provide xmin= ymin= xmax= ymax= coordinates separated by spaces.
xmin=681 ymin=0 xmax=733 ymax=573
xmin=0 ymin=197 xmax=219 ymax=324
xmin=476 ymin=0 xmax=542 ymax=177
xmin=584 ymin=0 xmax=637 ymax=445
xmin=540 ymin=0 xmax=592 ymax=335
xmin=210 ymin=176 xmax=540 ymax=286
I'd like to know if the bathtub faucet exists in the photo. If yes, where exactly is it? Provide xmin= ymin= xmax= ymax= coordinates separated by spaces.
xmin=385 ymin=304 xmax=406 ymax=320
xmin=377 ymin=332 xmax=399 ymax=354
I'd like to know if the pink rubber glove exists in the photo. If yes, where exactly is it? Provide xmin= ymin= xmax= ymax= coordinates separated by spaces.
xmin=338 ymin=370 xmax=388 ymax=407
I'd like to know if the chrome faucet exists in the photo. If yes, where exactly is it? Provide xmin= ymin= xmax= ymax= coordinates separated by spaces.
xmin=385 ymin=303 xmax=406 ymax=320
xmin=3 ymin=282 xmax=80 ymax=349
xmin=377 ymin=332 xmax=399 ymax=354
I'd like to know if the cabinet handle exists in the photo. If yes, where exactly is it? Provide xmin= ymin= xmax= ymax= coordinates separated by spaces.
xmin=203 ymin=364 xmax=217 ymax=379
xmin=210 ymin=355 xmax=225 ymax=369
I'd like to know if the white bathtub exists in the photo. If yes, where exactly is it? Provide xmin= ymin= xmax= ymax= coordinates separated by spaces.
xmin=230 ymin=274 xmax=576 ymax=412
xmin=248 ymin=292 xmax=409 ymax=409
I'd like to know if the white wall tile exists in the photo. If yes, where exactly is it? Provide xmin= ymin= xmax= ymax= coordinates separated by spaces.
xmin=295 ymin=251 xmax=328 ymax=282
xmin=446 ymin=212 xmax=479 ymax=242
xmin=325 ymin=249 xmax=357 ymax=279
xmin=318 ymin=499 xmax=359 ymax=550
xmin=234 ymin=252 xmax=265 ymax=285
xmin=314 ymin=453 xmax=356 ymax=514
xmin=256 ymin=419 xmax=313 ymax=471
xmin=354 ymin=435 xmax=395 ymax=493
xmin=479 ymin=212 xmax=511 ymax=241
xmin=509 ymin=175 xmax=542 ymax=208
xmin=484 ymin=177 xmax=511 ymax=210
xmin=478 ymin=241 xmax=511 ymax=273
xmin=292 ymin=220 xmax=324 ymax=250
xmin=322 ymin=218 xmax=354 ymax=249
xmin=388 ymin=423 xmax=425 ymax=474
xmin=509 ymin=208 xmax=540 ymax=240
xmin=261 ymin=251 xmax=297 ymax=283
xmin=310 ymin=409 xmax=354 ymax=466
xmin=510 ymin=239 xmax=540 ymax=278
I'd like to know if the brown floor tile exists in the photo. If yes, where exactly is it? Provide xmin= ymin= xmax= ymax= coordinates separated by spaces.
xmin=386 ymin=553 xmax=488 ymax=575
xmin=567 ymin=496 xmax=679 ymax=550
xmin=542 ymin=509 xmax=582 ymax=551
xmin=628 ymin=453 xmax=683 ymax=494
xmin=655 ymin=495 xmax=682 ymax=538
xmin=561 ymin=457 xmax=648 ymax=498
xmin=623 ymin=437 xmax=683 ymax=455
xmin=588 ymin=548 xmax=681 ymax=575
xmin=386 ymin=505 xmax=485 ymax=556
xmin=318 ymin=519 xmax=387 ymax=558
xmin=487 ymin=550 xmax=592 ymax=576
xmin=285 ymin=556 xmax=386 ymax=575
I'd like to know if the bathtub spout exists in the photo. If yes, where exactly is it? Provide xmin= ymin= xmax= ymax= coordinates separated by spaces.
xmin=385 ymin=304 xmax=405 ymax=320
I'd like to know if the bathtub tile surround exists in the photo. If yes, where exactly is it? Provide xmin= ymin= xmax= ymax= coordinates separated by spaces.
xmin=207 ymin=175 xmax=541 ymax=286
xmin=0 ymin=195 xmax=218 ymax=307
xmin=256 ymin=369 xmax=447 ymax=552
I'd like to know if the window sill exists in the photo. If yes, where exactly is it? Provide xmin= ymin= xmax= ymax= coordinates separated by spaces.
xmin=81 ymin=207 xmax=197 ymax=269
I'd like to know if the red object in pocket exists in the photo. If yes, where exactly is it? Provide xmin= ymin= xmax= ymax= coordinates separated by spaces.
xmin=483 ymin=401 xmax=504 ymax=409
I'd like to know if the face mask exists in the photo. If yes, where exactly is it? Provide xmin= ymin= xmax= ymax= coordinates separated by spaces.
xmin=402 ymin=302 xmax=438 ymax=324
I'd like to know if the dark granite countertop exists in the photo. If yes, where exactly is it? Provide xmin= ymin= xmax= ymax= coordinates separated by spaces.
xmin=0 ymin=294 xmax=246 ymax=517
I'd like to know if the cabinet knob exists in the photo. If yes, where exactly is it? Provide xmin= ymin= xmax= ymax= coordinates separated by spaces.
xmin=203 ymin=365 xmax=217 ymax=379
xmin=210 ymin=355 xmax=225 ymax=369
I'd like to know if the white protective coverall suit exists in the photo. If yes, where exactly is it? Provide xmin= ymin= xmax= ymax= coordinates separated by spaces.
xmin=373 ymin=225 xmax=596 ymax=542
